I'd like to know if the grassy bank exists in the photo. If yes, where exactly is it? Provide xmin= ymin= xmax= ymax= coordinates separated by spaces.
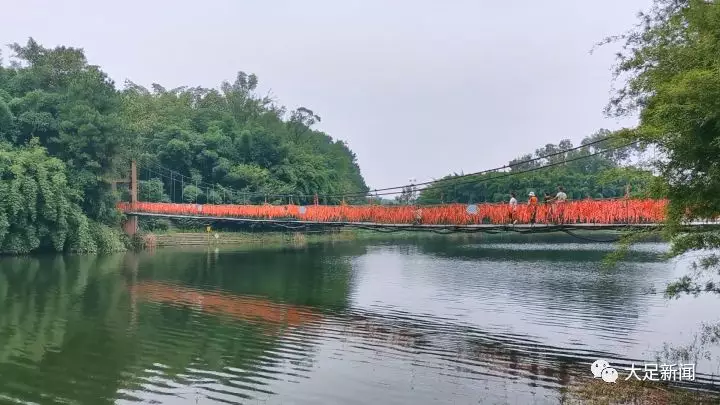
xmin=132 ymin=225 xmax=644 ymax=250
xmin=136 ymin=228 xmax=475 ymax=249
xmin=560 ymin=378 xmax=720 ymax=405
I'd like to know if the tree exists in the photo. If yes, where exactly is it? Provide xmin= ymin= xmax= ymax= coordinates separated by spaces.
xmin=288 ymin=106 xmax=321 ymax=142
xmin=602 ymin=0 xmax=720 ymax=297
xmin=417 ymin=133 xmax=655 ymax=204
xmin=395 ymin=180 xmax=419 ymax=205
xmin=3 ymin=39 xmax=126 ymax=225
xmin=508 ymin=154 xmax=541 ymax=172
xmin=0 ymin=141 xmax=122 ymax=254
xmin=119 ymin=71 xmax=368 ymax=205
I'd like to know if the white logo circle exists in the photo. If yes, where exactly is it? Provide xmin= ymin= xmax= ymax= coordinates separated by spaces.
xmin=591 ymin=359 xmax=610 ymax=378
xmin=601 ymin=367 xmax=619 ymax=383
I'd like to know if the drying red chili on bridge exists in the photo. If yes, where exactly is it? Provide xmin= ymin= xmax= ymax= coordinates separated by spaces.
xmin=116 ymin=199 xmax=668 ymax=225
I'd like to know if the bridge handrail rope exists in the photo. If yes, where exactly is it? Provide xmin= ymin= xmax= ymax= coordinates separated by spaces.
xmin=341 ymin=141 xmax=640 ymax=200
xmin=140 ymin=162 xmax=256 ymax=201
xmin=135 ymin=163 xmax=646 ymax=210
xmin=134 ymin=137 xmax=642 ymax=205
xmin=138 ymin=157 xmax=299 ymax=201
xmin=140 ymin=163 xmax=297 ymax=205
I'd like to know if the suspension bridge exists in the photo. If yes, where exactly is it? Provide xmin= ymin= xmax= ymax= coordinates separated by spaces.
xmin=113 ymin=158 xmax=718 ymax=236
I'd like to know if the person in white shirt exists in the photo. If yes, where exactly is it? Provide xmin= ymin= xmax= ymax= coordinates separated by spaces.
xmin=553 ymin=186 xmax=568 ymax=223
xmin=555 ymin=186 xmax=568 ymax=202
xmin=509 ymin=193 xmax=518 ymax=224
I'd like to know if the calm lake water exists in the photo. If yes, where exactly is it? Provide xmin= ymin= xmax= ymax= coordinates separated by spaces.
xmin=1 ymin=234 xmax=719 ymax=404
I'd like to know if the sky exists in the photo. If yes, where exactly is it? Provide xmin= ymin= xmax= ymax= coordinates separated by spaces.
xmin=1 ymin=0 xmax=653 ymax=190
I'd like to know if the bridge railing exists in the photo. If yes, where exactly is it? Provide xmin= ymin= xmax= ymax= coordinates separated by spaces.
xmin=117 ymin=199 xmax=669 ymax=225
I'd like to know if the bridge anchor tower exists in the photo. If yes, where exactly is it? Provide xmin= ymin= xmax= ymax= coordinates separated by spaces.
xmin=111 ymin=160 xmax=138 ymax=236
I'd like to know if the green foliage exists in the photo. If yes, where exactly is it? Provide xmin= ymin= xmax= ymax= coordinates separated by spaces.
xmin=2 ymin=39 xmax=126 ymax=225
xmin=138 ymin=217 xmax=171 ymax=232
xmin=122 ymin=72 xmax=368 ymax=204
xmin=418 ymin=131 xmax=656 ymax=204
xmin=603 ymin=0 xmax=720 ymax=224
xmin=0 ymin=38 xmax=369 ymax=254
xmin=0 ymin=142 xmax=124 ymax=254
xmin=604 ymin=0 xmax=720 ymax=297
xmin=89 ymin=222 xmax=127 ymax=253
xmin=182 ymin=185 xmax=202 ymax=202
xmin=138 ymin=178 xmax=169 ymax=203
xmin=63 ymin=208 xmax=96 ymax=254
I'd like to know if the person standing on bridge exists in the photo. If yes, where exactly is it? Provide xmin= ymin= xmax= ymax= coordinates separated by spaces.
xmin=413 ymin=207 xmax=423 ymax=225
xmin=528 ymin=192 xmax=538 ymax=224
xmin=509 ymin=192 xmax=518 ymax=224
xmin=553 ymin=186 xmax=568 ymax=224
xmin=542 ymin=192 xmax=553 ymax=224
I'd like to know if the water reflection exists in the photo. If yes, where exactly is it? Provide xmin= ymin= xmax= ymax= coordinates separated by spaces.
xmin=130 ymin=281 xmax=322 ymax=329
xmin=0 ymin=255 xmax=132 ymax=404
xmin=133 ymin=243 xmax=364 ymax=310
xmin=0 ymin=238 xmax=717 ymax=405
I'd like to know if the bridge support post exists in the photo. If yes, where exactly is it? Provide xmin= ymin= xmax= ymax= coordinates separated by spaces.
xmin=123 ymin=216 xmax=138 ymax=235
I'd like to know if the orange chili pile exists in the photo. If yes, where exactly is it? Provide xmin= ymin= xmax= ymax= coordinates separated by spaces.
xmin=117 ymin=199 xmax=668 ymax=225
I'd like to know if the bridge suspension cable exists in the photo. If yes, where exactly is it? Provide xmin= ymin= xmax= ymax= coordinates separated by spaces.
xmin=132 ymin=135 xmax=640 ymax=204
xmin=137 ymin=156 xmax=299 ymax=201
xmin=333 ymin=140 xmax=641 ymax=199
xmin=324 ymin=136 xmax=639 ymax=199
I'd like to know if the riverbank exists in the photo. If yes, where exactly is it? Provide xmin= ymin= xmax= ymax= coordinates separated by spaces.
xmin=136 ymin=228 xmax=471 ymax=249
xmin=133 ymin=228 xmax=649 ymax=250
xmin=561 ymin=378 xmax=720 ymax=404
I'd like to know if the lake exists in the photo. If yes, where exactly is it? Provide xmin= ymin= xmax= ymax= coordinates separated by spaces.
xmin=1 ymin=234 xmax=719 ymax=404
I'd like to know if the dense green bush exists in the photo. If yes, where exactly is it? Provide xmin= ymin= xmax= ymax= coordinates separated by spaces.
xmin=0 ymin=141 xmax=125 ymax=254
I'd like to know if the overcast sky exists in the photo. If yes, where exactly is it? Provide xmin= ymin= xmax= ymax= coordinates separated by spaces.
xmin=1 ymin=0 xmax=652 ymax=190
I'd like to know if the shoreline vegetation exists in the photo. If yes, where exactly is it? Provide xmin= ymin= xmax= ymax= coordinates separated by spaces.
xmin=561 ymin=378 xmax=720 ymax=405
xmin=129 ymin=225 xmax=657 ymax=251
xmin=132 ymin=228 xmax=498 ymax=250
xmin=136 ymin=228 xmax=386 ymax=249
